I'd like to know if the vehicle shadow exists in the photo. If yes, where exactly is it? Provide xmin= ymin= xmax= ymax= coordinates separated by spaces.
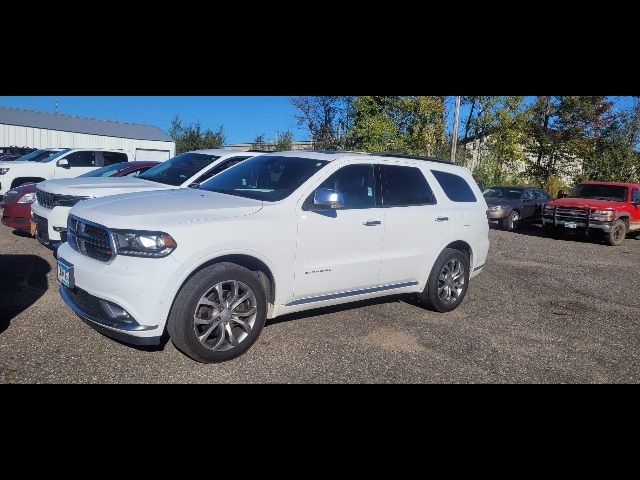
xmin=266 ymin=293 xmax=418 ymax=328
xmin=0 ymin=254 xmax=51 ymax=335
xmin=11 ymin=230 xmax=33 ymax=239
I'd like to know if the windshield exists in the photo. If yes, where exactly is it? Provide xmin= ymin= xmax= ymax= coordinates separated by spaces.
xmin=483 ymin=188 xmax=523 ymax=200
xmin=42 ymin=149 xmax=72 ymax=163
xmin=139 ymin=153 xmax=221 ymax=186
xmin=17 ymin=149 xmax=64 ymax=162
xmin=571 ymin=184 xmax=628 ymax=202
xmin=78 ymin=163 xmax=131 ymax=178
xmin=201 ymin=156 xmax=329 ymax=202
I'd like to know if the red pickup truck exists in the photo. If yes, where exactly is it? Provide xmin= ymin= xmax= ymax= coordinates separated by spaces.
xmin=542 ymin=181 xmax=640 ymax=246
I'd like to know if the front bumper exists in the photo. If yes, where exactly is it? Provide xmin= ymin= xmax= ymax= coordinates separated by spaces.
xmin=487 ymin=210 xmax=509 ymax=220
xmin=57 ymin=242 xmax=184 ymax=341
xmin=60 ymin=285 xmax=161 ymax=346
xmin=1 ymin=202 xmax=32 ymax=233
xmin=31 ymin=203 xmax=70 ymax=243
xmin=542 ymin=216 xmax=614 ymax=232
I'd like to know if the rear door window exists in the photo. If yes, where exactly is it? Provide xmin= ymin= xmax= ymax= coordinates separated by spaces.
xmin=102 ymin=151 xmax=129 ymax=166
xmin=381 ymin=165 xmax=436 ymax=207
xmin=431 ymin=170 xmax=477 ymax=202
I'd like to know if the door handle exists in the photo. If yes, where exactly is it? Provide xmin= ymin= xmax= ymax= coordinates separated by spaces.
xmin=435 ymin=216 xmax=449 ymax=222
xmin=363 ymin=220 xmax=382 ymax=226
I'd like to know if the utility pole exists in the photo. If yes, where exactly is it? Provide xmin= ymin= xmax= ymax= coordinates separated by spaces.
xmin=451 ymin=96 xmax=461 ymax=162
xmin=55 ymin=98 xmax=59 ymax=114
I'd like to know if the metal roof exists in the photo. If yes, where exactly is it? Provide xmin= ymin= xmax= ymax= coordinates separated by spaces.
xmin=0 ymin=106 xmax=173 ymax=142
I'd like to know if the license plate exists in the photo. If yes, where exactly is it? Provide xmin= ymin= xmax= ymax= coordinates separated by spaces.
xmin=57 ymin=259 xmax=75 ymax=289
xmin=565 ymin=221 xmax=578 ymax=229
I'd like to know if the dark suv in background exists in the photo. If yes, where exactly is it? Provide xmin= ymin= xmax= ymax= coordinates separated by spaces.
xmin=485 ymin=186 xmax=552 ymax=231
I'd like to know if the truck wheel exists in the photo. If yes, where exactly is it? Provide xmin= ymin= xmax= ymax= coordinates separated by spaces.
xmin=418 ymin=248 xmax=470 ymax=313
xmin=501 ymin=210 xmax=519 ymax=231
xmin=605 ymin=219 xmax=627 ymax=246
xmin=167 ymin=263 xmax=267 ymax=363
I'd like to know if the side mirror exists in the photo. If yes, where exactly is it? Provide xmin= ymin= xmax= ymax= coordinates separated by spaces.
xmin=188 ymin=183 xmax=200 ymax=189
xmin=314 ymin=188 xmax=345 ymax=210
xmin=57 ymin=159 xmax=70 ymax=169
xmin=557 ymin=190 xmax=568 ymax=199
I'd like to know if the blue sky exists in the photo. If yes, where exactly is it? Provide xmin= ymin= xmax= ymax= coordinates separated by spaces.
xmin=0 ymin=96 xmax=307 ymax=144
xmin=0 ymin=96 xmax=635 ymax=144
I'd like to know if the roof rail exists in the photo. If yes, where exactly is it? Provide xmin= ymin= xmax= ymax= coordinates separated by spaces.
xmin=373 ymin=152 xmax=454 ymax=165
xmin=305 ymin=150 xmax=368 ymax=155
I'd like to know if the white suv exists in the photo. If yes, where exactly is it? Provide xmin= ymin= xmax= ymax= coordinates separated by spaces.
xmin=32 ymin=149 xmax=257 ymax=247
xmin=57 ymin=151 xmax=490 ymax=363
xmin=0 ymin=148 xmax=131 ymax=200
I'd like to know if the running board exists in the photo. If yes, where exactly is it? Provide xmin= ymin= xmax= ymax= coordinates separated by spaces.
xmin=287 ymin=281 xmax=419 ymax=307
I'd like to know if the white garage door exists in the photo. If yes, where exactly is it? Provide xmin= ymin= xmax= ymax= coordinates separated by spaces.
xmin=135 ymin=149 xmax=171 ymax=161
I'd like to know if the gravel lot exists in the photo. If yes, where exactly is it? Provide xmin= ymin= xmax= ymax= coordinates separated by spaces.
xmin=1 ymin=223 xmax=640 ymax=383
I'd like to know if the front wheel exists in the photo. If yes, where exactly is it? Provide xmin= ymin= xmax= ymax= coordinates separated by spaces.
xmin=418 ymin=248 xmax=470 ymax=313
xmin=501 ymin=210 xmax=520 ymax=231
xmin=605 ymin=219 xmax=627 ymax=246
xmin=167 ymin=263 xmax=267 ymax=363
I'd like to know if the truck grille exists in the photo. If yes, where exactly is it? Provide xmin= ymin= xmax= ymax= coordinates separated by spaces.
xmin=554 ymin=206 xmax=589 ymax=220
xmin=36 ymin=189 xmax=84 ymax=210
xmin=68 ymin=216 xmax=115 ymax=262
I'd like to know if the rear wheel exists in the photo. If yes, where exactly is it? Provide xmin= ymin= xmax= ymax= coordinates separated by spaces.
xmin=167 ymin=263 xmax=267 ymax=363
xmin=605 ymin=219 xmax=627 ymax=246
xmin=419 ymin=248 xmax=470 ymax=313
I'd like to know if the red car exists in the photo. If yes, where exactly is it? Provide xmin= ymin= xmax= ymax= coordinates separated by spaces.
xmin=0 ymin=161 xmax=159 ymax=235
xmin=542 ymin=181 xmax=640 ymax=246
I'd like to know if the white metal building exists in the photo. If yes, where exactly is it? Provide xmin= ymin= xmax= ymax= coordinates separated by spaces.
xmin=0 ymin=106 xmax=175 ymax=161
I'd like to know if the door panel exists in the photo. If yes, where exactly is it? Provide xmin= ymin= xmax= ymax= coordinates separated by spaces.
xmin=521 ymin=190 xmax=536 ymax=218
xmin=294 ymin=163 xmax=384 ymax=299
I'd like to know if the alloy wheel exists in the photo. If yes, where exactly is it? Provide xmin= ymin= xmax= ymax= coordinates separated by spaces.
xmin=193 ymin=280 xmax=258 ymax=352
xmin=438 ymin=259 xmax=465 ymax=305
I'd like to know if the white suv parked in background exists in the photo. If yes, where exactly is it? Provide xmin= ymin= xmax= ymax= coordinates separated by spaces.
xmin=33 ymin=149 xmax=258 ymax=247
xmin=57 ymin=151 xmax=490 ymax=363
xmin=0 ymin=148 xmax=131 ymax=200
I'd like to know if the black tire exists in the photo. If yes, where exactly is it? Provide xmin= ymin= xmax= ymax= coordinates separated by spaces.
xmin=501 ymin=210 xmax=520 ymax=231
xmin=605 ymin=219 xmax=627 ymax=246
xmin=418 ymin=248 xmax=470 ymax=313
xmin=167 ymin=262 xmax=267 ymax=363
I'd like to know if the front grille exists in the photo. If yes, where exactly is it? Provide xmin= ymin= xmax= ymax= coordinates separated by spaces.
xmin=554 ymin=206 xmax=589 ymax=220
xmin=36 ymin=189 xmax=55 ymax=209
xmin=63 ymin=285 xmax=106 ymax=319
xmin=33 ymin=213 xmax=49 ymax=243
xmin=68 ymin=216 xmax=115 ymax=262
xmin=36 ymin=188 xmax=82 ymax=209
xmin=3 ymin=190 xmax=21 ymax=204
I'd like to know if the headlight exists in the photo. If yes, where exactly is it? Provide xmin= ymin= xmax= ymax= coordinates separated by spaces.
xmin=0 ymin=168 xmax=9 ymax=175
xmin=591 ymin=209 xmax=614 ymax=220
xmin=112 ymin=230 xmax=177 ymax=258
xmin=18 ymin=192 xmax=36 ymax=204
xmin=488 ymin=205 xmax=505 ymax=211
xmin=55 ymin=196 xmax=93 ymax=207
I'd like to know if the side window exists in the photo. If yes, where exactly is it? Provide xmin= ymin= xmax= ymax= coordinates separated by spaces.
xmin=431 ymin=170 xmax=477 ymax=202
xmin=310 ymin=164 xmax=377 ymax=210
xmin=522 ymin=190 xmax=535 ymax=201
xmin=102 ymin=151 xmax=128 ymax=166
xmin=65 ymin=151 xmax=97 ymax=168
xmin=535 ymin=190 xmax=550 ymax=201
xmin=196 ymin=157 xmax=247 ymax=184
xmin=382 ymin=165 xmax=436 ymax=207
xmin=632 ymin=188 xmax=640 ymax=203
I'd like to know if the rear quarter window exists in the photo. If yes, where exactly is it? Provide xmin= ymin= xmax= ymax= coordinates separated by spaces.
xmin=431 ymin=170 xmax=477 ymax=203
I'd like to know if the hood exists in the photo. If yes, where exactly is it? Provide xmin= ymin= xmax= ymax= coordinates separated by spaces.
xmin=38 ymin=177 xmax=173 ymax=197
xmin=484 ymin=197 xmax=522 ymax=207
xmin=547 ymin=197 xmax=620 ymax=209
xmin=0 ymin=160 xmax=41 ymax=170
xmin=70 ymin=188 xmax=264 ymax=230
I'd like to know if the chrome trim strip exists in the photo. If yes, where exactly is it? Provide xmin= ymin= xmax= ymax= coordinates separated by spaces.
xmin=287 ymin=281 xmax=419 ymax=307
xmin=473 ymin=264 xmax=485 ymax=272
xmin=60 ymin=286 xmax=157 ymax=333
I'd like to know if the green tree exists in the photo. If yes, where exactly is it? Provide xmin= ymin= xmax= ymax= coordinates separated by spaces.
xmin=290 ymin=96 xmax=352 ymax=150
xmin=273 ymin=131 xmax=293 ymax=151
xmin=251 ymin=133 xmax=269 ymax=151
xmin=523 ymin=96 xmax=614 ymax=187
xmin=169 ymin=115 xmax=226 ymax=154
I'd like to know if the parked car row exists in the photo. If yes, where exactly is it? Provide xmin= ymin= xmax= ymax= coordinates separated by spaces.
xmin=482 ymin=181 xmax=640 ymax=246
xmin=2 ymin=147 xmax=491 ymax=363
